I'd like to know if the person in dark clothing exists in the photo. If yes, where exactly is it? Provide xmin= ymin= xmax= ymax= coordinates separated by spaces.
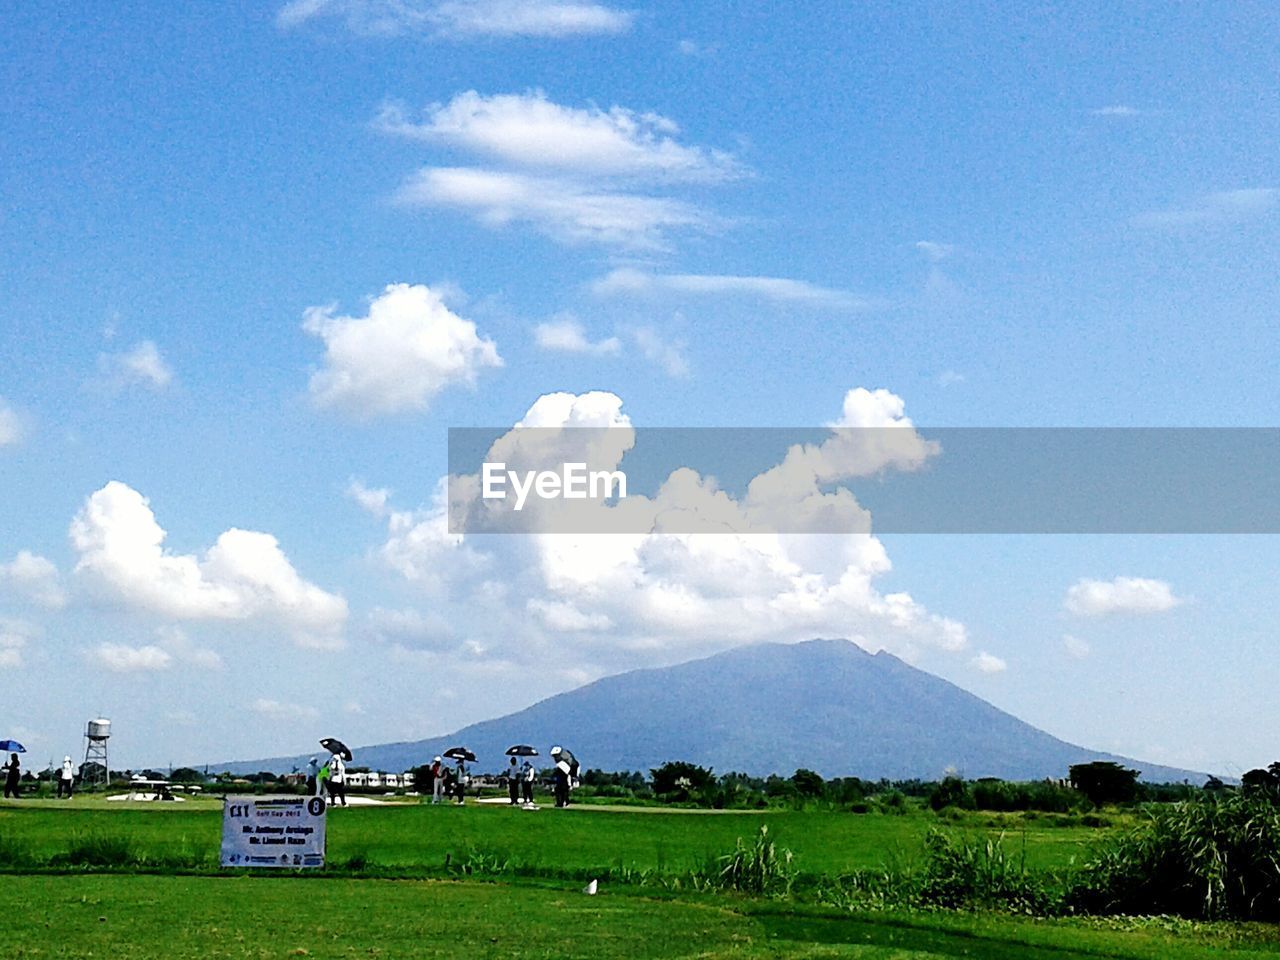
xmin=507 ymin=757 xmax=520 ymax=805
xmin=453 ymin=762 xmax=467 ymax=804
xmin=552 ymin=763 xmax=569 ymax=808
xmin=2 ymin=754 xmax=19 ymax=799
xmin=520 ymin=759 xmax=535 ymax=805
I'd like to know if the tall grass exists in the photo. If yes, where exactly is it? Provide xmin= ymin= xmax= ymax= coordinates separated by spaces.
xmin=716 ymin=825 xmax=796 ymax=896
xmin=1071 ymin=793 xmax=1280 ymax=920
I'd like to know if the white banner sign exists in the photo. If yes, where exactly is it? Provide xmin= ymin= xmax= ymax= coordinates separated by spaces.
xmin=220 ymin=795 xmax=327 ymax=868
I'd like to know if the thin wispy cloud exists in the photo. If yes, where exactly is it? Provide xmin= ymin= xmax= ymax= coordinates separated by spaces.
xmin=278 ymin=0 xmax=633 ymax=38
xmin=914 ymin=240 xmax=955 ymax=262
xmin=1134 ymin=188 xmax=1279 ymax=229
xmin=396 ymin=167 xmax=714 ymax=250
xmin=379 ymin=91 xmax=740 ymax=182
xmin=94 ymin=340 xmax=175 ymax=393
xmin=0 ymin=398 xmax=23 ymax=447
xmin=632 ymin=326 xmax=689 ymax=378
xmin=591 ymin=268 xmax=871 ymax=308
xmin=1091 ymin=105 xmax=1142 ymax=118
xmin=533 ymin=315 xmax=621 ymax=355
xmin=381 ymin=91 xmax=739 ymax=250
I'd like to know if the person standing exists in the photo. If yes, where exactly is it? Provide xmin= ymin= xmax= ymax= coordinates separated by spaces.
xmin=306 ymin=757 xmax=319 ymax=796
xmin=520 ymin=758 xmax=535 ymax=805
xmin=430 ymin=756 xmax=445 ymax=804
xmin=507 ymin=757 xmax=520 ymax=805
xmin=2 ymin=754 xmax=19 ymax=799
xmin=327 ymin=751 xmax=347 ymax=807
xmin=453 ymin=760 xmax=467 ymax=804
xmin=58 ymin=756 xmax=75 ymax=799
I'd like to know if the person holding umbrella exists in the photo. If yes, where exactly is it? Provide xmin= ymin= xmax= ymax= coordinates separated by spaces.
xmin=2 ymin=753 xmax=20 ymax=799
xmin=320 ymin=738 xmax=351 ymax=807
xmin=550 ymin=746 xmax=571 ymax=808
xmin=442 ymin=748 xmax=475 ymax=804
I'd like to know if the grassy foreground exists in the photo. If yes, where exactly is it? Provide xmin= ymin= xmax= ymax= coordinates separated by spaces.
xmin=7 ymin=874 xmax=1280 ymax=960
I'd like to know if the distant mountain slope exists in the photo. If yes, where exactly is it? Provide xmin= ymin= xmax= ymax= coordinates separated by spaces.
xmin=207 ymin=639 xmax=1205 ymax=782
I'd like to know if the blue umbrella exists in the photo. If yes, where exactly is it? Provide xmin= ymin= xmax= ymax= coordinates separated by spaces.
xmin=0 ymin=740 xmax=26 ymax=753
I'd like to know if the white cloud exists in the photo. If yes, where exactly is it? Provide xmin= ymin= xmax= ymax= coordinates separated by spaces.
xmin=0 ymin=398 xmax=23 ymax=447
xmin=379 ymin=91 xmax=738 ymax=182
xmin=935 ymin=369 xmax=965 ymax=388
xmin=279 ymin=0 xmax=633 ymax=38
xmin=347 ymin=480 xmax=394 ymax=519
xmin=973 ymin=651 xmax=1007 ymax=673
xmin=91 ymin=643 xmax=173 ymax=673
xmin=363 ymin=388 xmax=968 ymax=677
xmin=303 ymin=283 xmax=502 ymax=418
xmin=1134 ymin=188 xmax=1279 ymax=228
xmin=533 ymin=315 xmax=621 ymax=355
xmin=914 ymin=240 xmax=954 ymax=262
xmin=1063 ymin=634 xmax=1090 ymax=659
xmin=1064 ymin=576 xmax=1184 ymax=617
xmin=396 ymin=167 xmax=712 ymax=250
xmin=251 ymin=698 xmax=319 ymax=721
xmin=70 ymin=481 xmax=348 ymax=647
xmin=0 ymin=551 xmax=66 ymax=608
xmin=1091 ymin=105 xmax=1141 ymax=118
xmin=96 ymin=340 xmax=175 ymax=392
xmin=153 ymin=625 xmax=224 ymax=670
xmin=0 ymin=620 xmax=32 ymax=669
xmin=591 ymin=268 xmax=870 ymax=308
xmin=632 ymin=327 xmax=689 ymax=377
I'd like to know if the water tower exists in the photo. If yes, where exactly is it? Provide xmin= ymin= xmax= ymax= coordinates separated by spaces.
xmin=82 ymin=718 xmax=110 ymax=789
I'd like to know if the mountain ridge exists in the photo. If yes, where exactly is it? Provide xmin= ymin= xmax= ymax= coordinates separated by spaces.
xmin=203 ymin=639 xmax=1207 ymax=783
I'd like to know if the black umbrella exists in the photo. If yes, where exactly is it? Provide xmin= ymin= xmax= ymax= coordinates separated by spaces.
xmin=443 ymin=747 xmax=476 ymax=763
xmin=505 ymin=744 xmax=538 ymax=757
xmin=320 ymin=737 xmax=352 ymax=762
xmin=0 ymin=740 xmax=25 ymax=754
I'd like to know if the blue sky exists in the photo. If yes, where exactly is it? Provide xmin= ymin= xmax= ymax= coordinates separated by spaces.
xmin=2 ymin=2 xmax=1277 ymax=776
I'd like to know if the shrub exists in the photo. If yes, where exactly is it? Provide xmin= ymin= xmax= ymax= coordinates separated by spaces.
xmin=716 ymin=825 xmax=795 ymax=896
xmin=1071 ymin=793 xmax=1280 ymax=920
xmin=917 ymin=829 xmax=1057 ymax=914
xmin=929 ymin=776 xmax=974 ymax=812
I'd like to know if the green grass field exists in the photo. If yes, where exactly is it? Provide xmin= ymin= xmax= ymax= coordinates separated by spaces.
xmin=4 ymin=798 xmax=1278 ymax=959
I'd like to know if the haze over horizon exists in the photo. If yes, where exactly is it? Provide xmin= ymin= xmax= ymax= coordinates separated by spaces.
xmin=2 ymin=3 xmax=1278 ymax=776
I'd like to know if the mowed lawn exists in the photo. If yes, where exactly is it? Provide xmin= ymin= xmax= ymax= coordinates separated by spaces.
xmin=0 ymin=798 xmax=1104 ymax=876
xmin=7 ymin=874 xmax=1280 ymax=960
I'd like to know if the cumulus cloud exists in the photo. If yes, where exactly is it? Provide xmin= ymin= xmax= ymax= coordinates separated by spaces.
xmin=1135 ymin=188 xmax=1279 ymax=228
xmin=91 ymin=643 xmax=173 ymax=673
xmin=0 ymin=551 xmax=66 ymax=608
xmin=379 ymin=92 xmax=738 ymax=182
xmin=1064 ymin=576 xmax=1184 ymax=617
xmin=533 ymin=315 xmax=621 ymax=355
xmin=96 ymin=340 xmax=175 ymax=392
xmin=0 ymin=398 xmax=23 ymax=447
xmin=279 ymin=0 xmax=633 ymax=37
xmin=70 ymin=481 xmax=348 ymax=647
xmin=396 ymin=167 xmax=712 ymax=250
xmin=303 ymin=283 xmax=502 ymax=418
xmin=251 ymin=698 xmax=319 ymax=721
xmin=973 ymin=651 xmax=1007 ymax=673
xmin=359 ymin=388 xmax=968 ymax=677
xmin=591 ymin=268 xmax=870 ymax=308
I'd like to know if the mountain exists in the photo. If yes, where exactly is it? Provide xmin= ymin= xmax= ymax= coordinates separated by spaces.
xmin=206 ymin=639 xmax=1206 ymax=783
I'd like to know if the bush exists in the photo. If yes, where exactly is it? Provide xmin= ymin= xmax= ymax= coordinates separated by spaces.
xmin=929 ymin=776 xmax=974 ymax=812
xmin=716 ymin=825 xmax=795 ymax=896
xmin=917 ymin=829 xmax=1057 ymax=914
xmin=1071 ymin=793 xmax=1280 ymax=920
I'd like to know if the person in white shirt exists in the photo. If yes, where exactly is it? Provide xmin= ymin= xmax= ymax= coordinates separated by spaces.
xmin=58 ymin=756 xmax=75 ymax=799
xmin=327 ymin=752 xmax=347 ymax=807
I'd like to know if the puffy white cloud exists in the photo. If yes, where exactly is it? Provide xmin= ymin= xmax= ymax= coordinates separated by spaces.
xmin=591 ymin=268 xmax=869 ymax=308
xmin=0 ymin=398 xmax=23 ymax=447
xmin=279 ymin=0 xmax=633 ymax=37
xmin=1064 ymin=576 xmax=1184 ymax=617
xmin=380 ymin=92 xmax=738 ymax=182
xmin=303 ymin=283 xmax=502 ymax=418
xmin=1135 ymin=188 xmax=1278 ymax=228
xmin=70 ymin=481 xmax=348 ymax=646
xmin=973 ymin=651 xmax=1007 ymax=673
xmin=361 ymin=388 xmax=968 ymax=676
xmin=0 ymin=551 xmax=66 ymax=608
xmin=251 ymin=698 xmax=319 ymax=721
xmin=397 ymin=167 xmax=711 ymax=250
xmin=91 ymin=643 xmax=173 ymax=673
xmin=96 ymin=340 xmax=175 ymax=392
xmin=533 ymin=315 xmax=620 ymax=355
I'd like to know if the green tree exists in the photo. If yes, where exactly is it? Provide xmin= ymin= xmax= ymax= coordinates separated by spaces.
xmin=1069 ymin=761 xmax=1138 ymax=806
xmin=650 ymin=761 xmax=715 ymax=801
